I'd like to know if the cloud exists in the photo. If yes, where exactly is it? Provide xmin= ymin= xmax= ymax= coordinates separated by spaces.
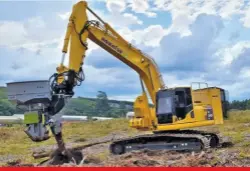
xmin=215 ymin=41 xmax=250 ymax=66
xmin=0 ymin=44 xmax=141 ymax=98
xmin=202 ymin=41 xmax=250 ymax=92
xmin=240 ymin=5 xmax=250 ymax=28
xmin=118 ymin=25 xmax=167 ymax=47
xmin=0 ymin=1 xmax=143 ymax=100
xmin=144 ymin=14 xmax=245 ymax=99
xmin=0 ymin=16 xmax=71 ymax=82
xmin=115 ymin=13 xmax=143 ymax=26
xmin=153 ymin=0 xmax=249 ymax=35
xmin=106 ymin=0 xmax=126 ymax=14
xmin=58 ymin=12 xmax=71 ymax=20
xmin=71 ymin=63 xmax=142 ymax=100
xmin=162 ymin=73 xmax=205 ymax=88
xmin=151 ymin=14 xmax=224 ymax=72
xmin=0 ymin=16 xmax=64 ymax=53
xmin=84 ymin=24 xmax=167 ymax=72
xmin=90 ymin=10 xmax=143 ymax=27
xmin=127 ymin=0 xmax=157 ymax=17
xmin=58 ymin=8 xmax=143 ymax=28
xmin=75 ymin=13 xmax=250 ymax=101
xmin=229 ymin=31 xmax=240 ymax=41
xmin=25 ymin=16 xmax=46 ymax=29
xmin=0 ymin=21 xmax=28 ymax=47
xmin=1 ymin=0 xmax=250 ymax=102
xmin=145 ymin=12 xmax=250 ymax=100
xmin=0 ymin=46 xmax=60 ymax=77
xmin=230 ymin=48 xmax=250 ymax=73
xmin=83 ymin=65 xmax=139 ymax=88
xmin=108 ymin=94 xmax=138 ymax=101
xmin=90 ymin=0 xmax=157 ymax=18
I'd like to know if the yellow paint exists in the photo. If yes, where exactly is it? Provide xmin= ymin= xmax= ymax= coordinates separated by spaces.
xmin=156 ymin=120 xmax=216 ymax=131
xmin=60 ymin=1 xmax=88 ymax=71
xmin=58 ymin=1 xmax=225 ymax=133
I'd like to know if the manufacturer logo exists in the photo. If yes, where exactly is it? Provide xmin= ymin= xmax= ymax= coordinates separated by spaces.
xmin=101 ymin=37 xmax=123 ymax=54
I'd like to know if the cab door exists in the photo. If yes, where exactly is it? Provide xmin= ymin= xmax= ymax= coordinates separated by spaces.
xmin=156 ymin=90 xmax=175 ymax=124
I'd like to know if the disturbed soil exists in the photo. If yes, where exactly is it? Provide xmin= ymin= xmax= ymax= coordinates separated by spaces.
xmin=8 ymin=143 xmax=250 ymax=167
xmin=2 ymin=112 xmax=250 ymax=167
xmin=4 ymin=131 xmax=249 ymax=167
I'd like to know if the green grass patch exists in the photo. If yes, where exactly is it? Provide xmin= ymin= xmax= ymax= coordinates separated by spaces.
xmin=227 ymin=110 xmax=250 ymax=123
xmin=63 ymin=118 xmax=135 ymax=140
xmin=0 ymin=118 xmax=133 ymax=165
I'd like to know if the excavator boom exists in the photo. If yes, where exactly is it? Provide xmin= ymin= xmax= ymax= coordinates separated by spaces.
xmin=51 ymin=1 xmax=167 ymax=131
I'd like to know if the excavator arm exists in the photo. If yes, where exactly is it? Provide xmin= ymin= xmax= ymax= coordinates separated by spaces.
xmin=50 ymin=1 xmax=165 ymax=130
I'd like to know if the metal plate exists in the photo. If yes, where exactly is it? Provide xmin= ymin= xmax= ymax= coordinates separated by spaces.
xmin=24 ymin=111 xmax=40 ymax=124
xmin=6 ymin=80 xmax=51 ymax=106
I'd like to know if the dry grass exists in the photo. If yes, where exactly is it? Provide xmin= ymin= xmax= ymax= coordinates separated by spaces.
xmin=63 ymin=118 xmax=135 ymax=141
xmin=0 ymin=118 xmax=133 ymax=165
xmin=227 ymin=110 xmax=250 ymax=123
xmin=1 ymin=110 xmax=250 ymax=166
xmin=218 ymin=110 xmax=250 ymax=140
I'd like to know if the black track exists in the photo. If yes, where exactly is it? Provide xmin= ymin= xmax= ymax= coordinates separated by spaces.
xmin=109 ymin=130 xmax=221 ymax=155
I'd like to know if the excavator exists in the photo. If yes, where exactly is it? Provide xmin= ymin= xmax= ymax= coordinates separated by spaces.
xmin=6 ymin=1 xmax=229 ymax=158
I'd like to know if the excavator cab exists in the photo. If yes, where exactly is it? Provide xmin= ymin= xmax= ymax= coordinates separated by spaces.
xmin=156 ymin=87 xmax=192 ymax=124
xmin=155 ymin=83 xmax=229 ymax=128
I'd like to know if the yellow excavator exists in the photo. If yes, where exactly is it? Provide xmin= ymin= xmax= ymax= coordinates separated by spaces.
xmin=6 ymin=1 xmax=229 ymax=156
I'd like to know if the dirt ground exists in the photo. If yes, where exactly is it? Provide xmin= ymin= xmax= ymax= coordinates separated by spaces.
xmin=4 ymin=131 xmax=249 ymax=167
xmin=3 ymin=111 xmax=250 ymax=167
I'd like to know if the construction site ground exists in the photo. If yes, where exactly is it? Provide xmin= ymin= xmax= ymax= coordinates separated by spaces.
xmin=1 ymin=110 xmax=250 ymax=167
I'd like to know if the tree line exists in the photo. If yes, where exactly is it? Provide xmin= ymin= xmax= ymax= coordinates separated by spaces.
xmin=61 ymin=91 xmax=132 ymax=118
xmin=0 ymin=89 xmax=132 ymax=118
xmin=229 ymin=100 xmax=250 ymax=110
xmin=0 ymin=86 xmax=250 ymax=117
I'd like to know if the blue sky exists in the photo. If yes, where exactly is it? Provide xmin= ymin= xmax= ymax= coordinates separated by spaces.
xmin=0 ymin=0 xmax=250 ymax=102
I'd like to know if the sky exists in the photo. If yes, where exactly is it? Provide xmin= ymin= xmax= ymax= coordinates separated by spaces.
xmin=0 ymin=0 xmax=250 ymax=102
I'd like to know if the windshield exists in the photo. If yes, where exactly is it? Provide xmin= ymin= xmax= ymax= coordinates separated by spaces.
xmin=157 ymin=96 xmax=172 ymax=114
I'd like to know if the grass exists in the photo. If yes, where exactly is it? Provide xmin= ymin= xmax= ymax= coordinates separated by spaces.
xmin=2 ymin=110 xmax=250 ymax=165
xmin=214 ymin=110 xmax=250 ymax=159
xmin=219 ymin=110 xmax=250 ymax=138
xmin=63 ymin=118 xmax=136 ymax=140
xmin=227 ymin=110 xmax=250 ymax=123
xmin=0 ymin=118 xmax=135 ymax=165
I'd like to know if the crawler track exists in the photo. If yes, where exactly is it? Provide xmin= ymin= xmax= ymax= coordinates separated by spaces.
xmin=109 ymin=130 xmax=222 ymax=155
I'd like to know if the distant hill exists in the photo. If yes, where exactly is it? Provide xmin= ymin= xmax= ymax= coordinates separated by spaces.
xmin=0 ymin=87 xmax=16 ymax=116
xmin=1 ymin=86 xmax=249 ymax=117
xmin=78 ymin=97 xmax=133 ymax=109
xmin=61 ymin=96 xmax=133 ymax=117
xmin=0 ymin=87 xmax=133 ymax=118
xmin=0 ymin=87 xmax=7 ymax=99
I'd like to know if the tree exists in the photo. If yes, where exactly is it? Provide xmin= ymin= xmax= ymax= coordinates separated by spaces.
xmin=0 ymin=99 xmax=16 ymax=116
xmin=0 ymin=87 xmax=7 ymax=99
xmin=246 ymin=100 xmax=250 ymax=110
xmin=95 ymin=91 xmax=111 ymax=116
xmin=119 ymin=101 xmax=127 ymax=117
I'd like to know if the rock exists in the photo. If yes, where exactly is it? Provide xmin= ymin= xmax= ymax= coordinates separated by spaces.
xmin=133 ymin=159 xmax=160 ymax=166
xmin=6 ymin=159 xmax=21 ymax=166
